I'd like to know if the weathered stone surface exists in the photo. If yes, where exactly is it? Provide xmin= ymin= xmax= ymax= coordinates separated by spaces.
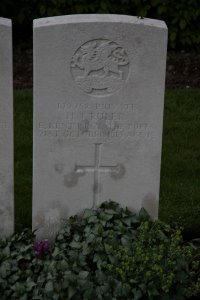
xmin=33 ymin=14 xmax=167 ymax=239
xmin=0 ymin=18 xmax=14 ymax=236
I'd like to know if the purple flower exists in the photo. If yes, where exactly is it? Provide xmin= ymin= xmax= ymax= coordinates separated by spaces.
xmin=34 ymin=239 xmax=49 ymax=257
xmin=42 ymin=240 xmax=49 ymax=252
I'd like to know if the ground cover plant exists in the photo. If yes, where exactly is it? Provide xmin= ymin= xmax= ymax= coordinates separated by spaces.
xmin=1 ymin=201 xmax=200 ymax=299
xmin=14 ymin=88 xmax=200 ymax=236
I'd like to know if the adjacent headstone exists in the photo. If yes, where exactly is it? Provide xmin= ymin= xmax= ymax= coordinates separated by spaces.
xmin=33 ymin=14 xmax=167 ymax=239
xmin=0 ymin=18 xmax=14 ymax=236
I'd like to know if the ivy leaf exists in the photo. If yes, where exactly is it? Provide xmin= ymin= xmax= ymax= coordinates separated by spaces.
xmin=19 ymin=295 xmax=27 ymax=300
xmin=93 ymin=253 xmax=103 ymax=269
xmin=0 ymin=261 xmax=10 ymax=278
xmin=26 ymin=280 xmax=36 ymax=291
xmin=45 ymin=280 xmax=54 ymax=293
xmin=1 ymin=245 xmax=10 ymax=257
xmin=82 ymin=242 xmax=90 ymax=255
xmin=8 ymin=274 xmax=19 ymax=284
xmin=86 ymin=233 xmax=95 ymax=244
xmin=132 ymin=288 xmax=143 ymax=299
xmin=121 ymin=236 xmax=131 ymax=247
xmin=99 ymin=212 xmax=113 ymax=221
xmin=52 ymin=247 xmax=60 ymax=257
xmin=88 ymin=216 xmax=98 ymax=224
xmin=68 ymin=286 xmax=76 ymax=299
xmin=83 ymin=209 xmax=96 ymax=219
xmin=78 ymin=271 xmax=89 ymax=279
xmin=139 ymin=208 xmax=150 ymax=221
xmin=64 ymin=271 xmax=72 ymax=279
xmin=59 ymin=259 xmax=69 ymax=271
xmin=122 ymin=216 xmax=135 ymax=226
xmin=70 ymin=241 xmax=82 ymax=249
xmin=56 ymin=233 xmax=64 ymax=241
xmin=104 ymin=243 xmax=111 ymax=254
xmin=99 ymin=219 xmax=107 ymax=226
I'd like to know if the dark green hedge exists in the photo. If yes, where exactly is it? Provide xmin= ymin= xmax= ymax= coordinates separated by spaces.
xmin=0 ymin=0 xmax=200 ymax=50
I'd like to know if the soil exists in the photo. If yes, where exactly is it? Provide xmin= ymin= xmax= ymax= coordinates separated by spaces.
xmin=13 ymin=47 xmax=200 ymax=89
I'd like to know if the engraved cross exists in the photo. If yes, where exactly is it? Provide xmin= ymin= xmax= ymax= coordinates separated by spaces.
xmin=75 ymin=143 xmax=118 ymax=208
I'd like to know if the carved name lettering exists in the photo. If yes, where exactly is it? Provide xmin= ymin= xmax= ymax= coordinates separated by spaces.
xmin=37 ymin=100 xmax=155 ymax=142
xmin=58 ymin=102 xmax=135 ymax=111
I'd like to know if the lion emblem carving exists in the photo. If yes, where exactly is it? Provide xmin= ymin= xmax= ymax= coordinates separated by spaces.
xmin=70 ymin=39 xmax=129 ymax=96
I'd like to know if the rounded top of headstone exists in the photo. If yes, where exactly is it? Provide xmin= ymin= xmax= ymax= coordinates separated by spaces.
xmin=0 ymin=17 xmax=11 ymax=27
xmin=33 ymin=14 xmax=167 ymax=30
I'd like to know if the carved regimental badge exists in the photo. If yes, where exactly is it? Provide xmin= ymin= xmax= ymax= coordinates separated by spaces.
xmin=70 ymin=39 xmax=129 ymax=96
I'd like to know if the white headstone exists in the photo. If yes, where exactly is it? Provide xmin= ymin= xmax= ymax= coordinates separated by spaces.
xmin=33 ymin=14 xmax=167 ymax=239
xmin=0 ymin=18 xmax=14 ymax=236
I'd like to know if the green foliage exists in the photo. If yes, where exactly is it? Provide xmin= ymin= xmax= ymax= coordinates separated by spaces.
xmin=0 ymin=0 xmax=200 ymax=49
xmin=0 ymin=201 xmax=200 ymax=299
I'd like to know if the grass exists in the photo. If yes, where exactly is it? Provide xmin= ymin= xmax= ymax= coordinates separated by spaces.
xmin=160 ymin=89 xmax=200 ymax=238
xmin=14 ymin=89 xmax=200 ymax=237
